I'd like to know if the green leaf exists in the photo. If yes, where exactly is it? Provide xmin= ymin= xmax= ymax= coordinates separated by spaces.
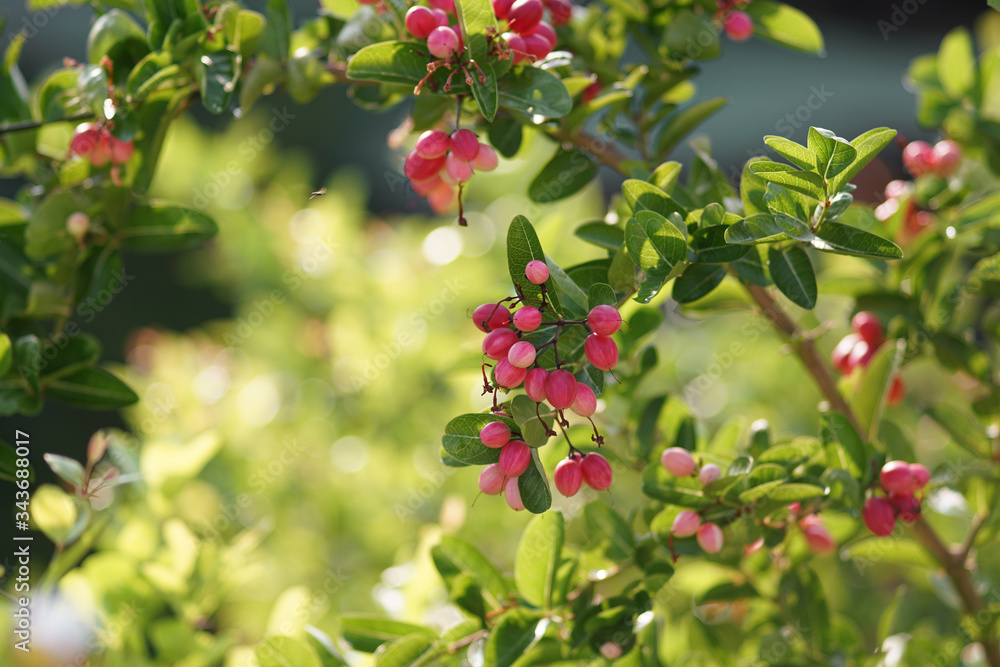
xmin=442 ymin=413 xmax=516 ymax=465
xmin=545 ymin=255 xmax=589 ymax=317
xmin=607 ymin=244 xmax=637 ymax=296
xmin=731 ymin=246 xmax=770 ymax=286
xmin=14 ymin=335 xmax=41 ymax=396
xmin=484 ymin=609 xmax=542 ymax=667
xmin=584 ymin=502 xmax=635 ymax=560
xmin=700 ymin=582 xmax=758 ymax=603
xmin=829 ymin=128 xmax=897 ymax=194
xmin=622 ymin=180 xmax=685 ymax=218
xmin=528 ymin=149 xmax=596 ymax=203
xmin=737 ymin=479 xmax=784 ymax=503
xmin=199 ymin=49 xmax=239 ymax=114
xmin=518 ymin=449 xmax=552 ymax=514
xmin=749 ymin=161 xmax=825 ymax=200
xmin=346 ymin=41 xmax=439 ymax=87
xmin=25 ymin=191 xmax=84 ymax=259
xmin=260 ymin=0 xmax=292 ymax=61
xmin=624 ymin=210 xmax=687 ymax=303
xmin=877 ymin=586 xmax=907 ymax=646
xmin=757 ymin=438 xmax=820 ymax=465
xmin=374 ymin=634 xmax=435 ymax=667
xmin=725 ymin=214 xmax=789 ymax=244
xmin=587 ymin=283 xmax=616 ymax=309
xmin=489 ymin=117 xmax=522 ymax=158
xmin=692 ymin=225 xmax=749 ymax=263
xmin=432 ymin=536 xmax=511 ymax=609
xmin=740 ymin=158 xmax=770 ymax=216
xmin=672 ymin=264 xmax=726 ymax=304
xmin=937 ymin=27 xmax=975 ymax=100
xmin=651 ymin=161 xmax=682 ymax=193
xmin=926 ymin=404 xmax=991 ymax=458
xmin=87 ymin=10 xmax=148 ymax=65
xmin=821 ymin=412 xmax=868 ymax=479
xmin=119 ymin=204 xmax=218 ymax=251
xmin=509 ymin=395 xmax=551 ymax=447
xmin=498 ymin=66 xmax=572 ymax=118
xmin=811 ymin=222 xmax=902 ymax=259
xmin=40 ymin=334 xmax=101 ymax=379
xmin=768 ymin=245 xmax=816 ymax=309
xmin=779 ymin=567 xmax=830 ymax=654
xmin=745 ymin=1 xmax=825 ymax=55
xmin=769 ymin=482 xmax=826 ymax=502
xmin=43 ymin=368 xmax=138 ymax=409
xmin=43 ymin=453 xmax=85 ymax=489
xmin=763 ymin=136 xmax=816 ymax=170
xmin=807 ymin=127 xmax=856 ymax=180
xmin=763 ymin=183 xmax=816 ymax=242
xmin=656 ymin=97 xmax=727 ymax=158
xmin=455 ymin=0 xmax=500 ymax=120
xmin=574 ymin=222 xmax=624 ymax=251
xmin=340 ymin=617 xmax=436 ymax=653
xmin=845 ymin=538 xmax=934 ymax=568
xmin=515 ymin=512 xmax=564 ymax=608
xmin=850 ymin=340 xmax=904 ymax=442
xmin=507 ymin=216 xmax=563 ymax=315
xmin=256 ymin=636 xmax=323 ymax=667
xmin=0 ymin=333 xmax=11 ymax=376
xmin=30 ymin=484 xmax=78 ymax=548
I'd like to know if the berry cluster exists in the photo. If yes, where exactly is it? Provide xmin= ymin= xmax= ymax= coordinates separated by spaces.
xmin=660 ymin=448 xmax=727 ymax=554
xmin=716 ymin=2 xmax=754 ymax=42
xmin=830 ymin=311 xmax=904 ymax=405
xmin=875 ymin=179 xmax=934 ymax=238
xmin=901 ymin=138 xmax=961 ymax=179
xmin=494 ymin=0 xmax=569 ymax=64
xmin=470 ymin=259 xmax=623 ymax=509
xmin=862 ymin=460 xmax=930 ymax=536
xmin=405 ymin=128 xmax=498 ymax=217
xmin=70 ymin=123 xmax=134 ymax=185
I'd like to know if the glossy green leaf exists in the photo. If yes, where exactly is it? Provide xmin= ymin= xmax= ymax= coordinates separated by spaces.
xmin=746 ymin=1 xmax=825 ymax=55
xmin=850 ymin=340 xmax=904 ymax=441
xmin=515 ymin=511 xmax=564 ymax=608
xmin=44 ymin=368 xmax=138 ymax=409
xmin=672 ymin=264 xmax=727 ymax=304
xmin=937 ymin=27 xmax=974 ymax=100
xmin=807 ymin=127 xmax=856 ymax=180
xmin=587 ymin=283 xmax=616 ymax=309
xmin=584 ymin=502 xmax=635 ymax=560
xmin=518 ymin=449 xmax=552 ymax=514
xmin=199 ymin=49 xmax=239 ymax=114
xmin=811 ymin=222 xmax=902 ymax=259
xmin=821 ymin=412 xmax=868 ymax=478
xmin=507 ymin=216 xmax=563 ymax=315
xmin=768 ymin=246 xmax=816 ymax=309
xmin=545 ymin=255 xmax=589 ymax=317
xmin=340 ymin=617 xmax=436 ymax=653
xmin=926 ymin=404 xmax=991 ymax=458
xmin=763 ymin=136 xmax=816 ymax=170
xmin=692 ymin=225 xmax=749 ymax=263
xmin=347 ymin=41 xmax=440 ymax=86
xmin=574 ymin=221 xmax=624 ymax=251
xmin=14 ymin=335 xmax=41 ymax=396
xmin=260 ymin=0 xmax=292 ymax=61
xmin=740 ymin=158 xmax=769 ymax=216
xmin=656 ymin=97 xmax=727 ymax=158
xmin=498 ymin=67 xmax=572 ymax=118
xmin=374 ymin=634 xmax=435 ymax=667
xmin=43 ymin=453 xmax=85 ymax=489
xmin=432 ymin=536 xmax=511 ymax=609
xmin=829 ymin=127 xmax=897 ymax=194
xmin=651 ymin=161 xmax=683 ymax=193
xmin=488 ymin=116 xmax=522 ymax=158
xmin=625 ymin=210 xmax=687 ymax=303
xmin=442 ymin=413 xmax=516 ymax=465
xmin=484 ymin=609 xmax=542 ymax=667
xmin=749 ymin=160 xmax=826 ymax=200
xmin=725 ymin=214 xmax=788 ymax=244
xmin=87 ymin=10 xmax=148 ymax=65
xmin=528 ymin=149 xmax=596 ymax=203
xmin=622 ymin=180 xmax=684 ymax=218
xmin=509 ymin=395 xmax=551 ymax=447
xmin=119 ymin=204 xmax=218 ymax=251
xmin=456 ymin=0 xmax=500 ymax=120
xmin=40 ymin=334 xmax=101 ymax=380
xmin=845 ymin=538 xmax=935 ymax=568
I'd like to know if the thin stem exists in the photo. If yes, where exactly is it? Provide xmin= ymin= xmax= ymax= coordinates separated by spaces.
xmin=0 ymin=112 xmax=94 ymax=135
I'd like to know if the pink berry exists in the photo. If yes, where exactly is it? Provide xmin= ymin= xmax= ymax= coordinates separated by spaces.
xmin=587 ymin=305 xmax=621 ymax=336
xmin=507 ymin=341 xmax=537 ymax=368
xmin=910 ymin=463 xmax=930 ymax=489
xmin=428 ymin=0 xmax=455 ymax=13
xmin=66 ymin=212 xmax=90 ymax=240
xmin=492 ymin=0 xmax=515 ymax=20
xmin=831 ymin=333 xmax=862 ymax=374
xmin=599 ymin=643 xmax=622 ymax=660
xmin=431 ymin=7 xmax=450 ymax=26
xmin=580 ymin=452 xmax=612 ymax=491
xmin=744 ymin=537 xmax=765 ymax=557
xmin=884 ymin=179 xmax=913 ymax=201
xmin=415 ymin=129 xmax=450 ymax=158
xmin=584 ymin=334 xmax=618 ymax=371
xmin=495 ymin=358 xmax=527 ymax=388
xmin=507 ymin=0 xmax=543 ymax=33
xmin=504 ymin=33 xmax=528 ymax=62
xmin=524 ymin=259 xmax=549 ymax=285
xmin=480 ymin=421 xmax=511 ymax=448
xmin=547 ymin=0 xmax=572 ymax=25
xmin=880 ymin=460 xmax=915 ymax=494
xmin=698 ymin=463 xmax=721 ymax=486
xmin=405 ymin=6 xmax=439 ymax=38
xmin=554 ymin=457 xmax=582 ymax=497
xmin=863 ymin=496 xmax=896 ymax=536
xmin=902 ymin=140 xmax=935 ymax=177
xmin=445 ymin=153 xmax=474 ymax=183
xmin=483 ymin=328 xmax=519 ymax=360
xmin=404 ymin=150 xmax=446 ymax=181
xmin=570 ymin=383 xmax=596 ymax=417
xmin=473 ymin=303 xmax=512 ymax=332
xmin=697 ymin=523 xmax=724 ymax=554
xmin=527 ymin=20 xmax=556 ymax=47
xmin=851 ymin=311 xmax=882 ymax=345
xmin=801 ymin=518 xmax=836 ymax=554
xmin=544 ymin=369 xmax=576 ymax=409
xmin=427 ymin=26 xmax=460 ymax=58
xmin=109 ymin=136 xmax=133 ymax=164
xmin=723 ymin=10 xmax=753 ymax=41
xmin=71 ymin=124 xmax=111 ymax=166
xmin=672 ymin=510 xmax=701 ymax=537
xmin=889 ymin=492 xmax=921 ymax=523
xmin=426 ymin=181 xmax=455 ymax=213
xmin=499 ymin=440 xmax=531 ymax=477
xmin=520 ymin=33 xmax=551 ymax=60
xmin=504 ymin=477 xmax=525 ymax=510
xmin=479 ymin=463 xmax=505 ymax=495
xmin=932 ymin=139 xmax=961 ymax=176
xmin=524 ymin=367 xmax=548 ymax=402
xmin=473 ymin=143 xmax=499 ymax=171
xmin=411 ymin=175 xmax=444 ymax=196
xmin=661 ymin=447 xmax=696 ymax=477
xmin=450 ymin=129 xmax=480 ymax=161
xmin=846 ymin=339 xmax=875 ymax=370
xmin=513 ymin=306 xmax=542 ymax=332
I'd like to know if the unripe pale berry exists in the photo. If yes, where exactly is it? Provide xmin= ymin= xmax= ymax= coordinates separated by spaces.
xmin=507 ymin=0 xmax=543 ymax=33
xmin=910 ymin=463 xmax=930 ymax=489
xmin=697 ymin=522 xmax=724 ymax=553
xmin=888 ymin=376 xmax=905 ymax=405
xmin=504 ymin=477 xmax=525 ymax=510
xmin=884 ymin=179 xmax=913 ymax=200
xmin=513 ymin=306 xmax=542 ymax=332
xmin=499 ymin=440 xmax=531 ymax=477
xmin=801 ymin=518 xmax=836 ymax=554
xmin=547 ymin=0 xmax=572 ymax=25
xmin=521 ymin=33 xmax=551 ymax=60
xmin=405 ymin=150 xmax=446 ymax=181
xmin=507 ymin=340 xmax=536 ymax=368
xmin=544 ymin=369 xmax=576 ymax=409
xmin=672 ymin=509 xmax=701 ymax=537
xmin=473 ymin=302 xmax=511 ymax=332
xmin=890 ymin=492 xmax=921 ymax=523
xmin=479 ymin=463 xmax=505 ymax=495
xmin=492 ymin=0 xmax=515 ymax=19
xmin=698 ymin=463 xmax=721 ymax=486
xmin=527 ymin=21 xmax=556 ymax=47
xmin=415 ymin=129 xmax=450 ymax=158
xmin=445 ymin=153 xmax=475 ymax=183
xmin=723 ymin=11 xmax=753 ymax=41
xmin=553 ymin=457 xmax=582 ymax=497
xmin=473 ymin=143 xmax=499 ymax=171
xmin=863 ymin=496 xmax=896 ymax=536
xmin=406 ymin=6 xmax=439 ymax=38
xmin=932 ymin=139 xmax=961 ymax=176
xmin=661 ymin=447 xmax=696 ymax=477
xmin=450 ymin=129 xmax=480 ymax=160
xmin=851 ymin=311 xmax=882 ymax=345
xmin=483 ymin=327 xmax=519 ymax=360
xmin=831 ymin=333 xmax=862 ymax=374
xmin=587 ymin=304 xmax=621 ymax=336
xmin=902 ymin=140 xmax=935 ymax=177
xmin=880 ymin=460 xmax=915 ymax=494
xmin=584 ymin=333 xmax=618 ymax=371
xmin=428 ymin=0 xmax=455 ymax=13
xmin=494 ymin=358 xmax=527 ymax=388
xmin=524 ymin=367 xmax=548 ymax=402
xmin=580 ymin=452 xmax=612 ymax=490
xmin=427 ymin=26 xmax=461 ymax=58
xmin=524 ymin=259 xmax=549 ymax=284
xmin=599 ymin=643 xmax=622 ymax=660
xmin=480 ymin=420 xmax=511 ymax=448
xmin=570 ymin=383 xmax=596 ymax=417
xmin=66 ymin=212 xmax=90 ymax=240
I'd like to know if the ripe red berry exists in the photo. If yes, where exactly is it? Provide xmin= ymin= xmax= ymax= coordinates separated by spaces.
xmin=513 ymin=306 xmax=542 ymax=332
xmin=723 ymin=11 xmax=753 ymax=41
xmin=109 ymin=136 xmax=133 ymax=164
xmin=499 ymin=440 xmax=531 ymax=477
xmin=581 ymin=80 xmax=601 ymax=103
xmin=504 ymin=477 xmax=525 ymax=510
xmin=570 ymin=383 xmax=596 ymax=417
xmin=504 ymin=32 xmax=528 ymax=63
xmin=431 ymin=7 xmax=450 ymax=25
xmin=800 ymin=516 xmax=836 ymax=554
xmin=426 ymin=181 xmax=455 ymax=213
xmin=584 ymin=334 xmax=618 ymax=371
xmin=932 ymin=139 xmax=961 ymax=176
xmin=480 ymin=421 xmax=511 ymax=448
xmin=831 ymin=333 xmax=862 ymax=374
xmin=880 ymin=460 xmax=915 ymax=494
xmin=888 ymin=375 xmax=905 ymax=405
xmin=405 ymin=6 xmax=439 ymax=39
xmin=697 ymin=523 xmax=724 ymax=553
xmin=863 ymin=496 xmax=896 ymax=536
xmin=672 ymin=509 xmax=701 ymax=537
xmin=910 ymin=463 xmax=930 ymax=489
xmin=479 ymin=463 xmax=505 ymax=495
xmin=507 ymin=340 xmax=536 ymax=368
xmin=524 ymin=259 xmax=549 ymax=284
xmin=494 ymin=358 xmax=527 ymax=388
xmin=527 ymin=21 xmax=556 ymax=47
xmin=547 ymin=0 xmax=572 ymax=25
xmin=846 ymin=339 xmax=876 ymax=370
xmin=473 ymin=303 xmax=512 ymax=332
xmin=889 ymin=492 xmax=921 ymax=523
xmin=404 ymin=150 xmax=446 ymax=181
xmin=851 ymin=311 xmax=883 ymax=345
xmin=554 ymin=457 xmax=582 ymax=496
xmin=507 ymin=0 xmax=543 ymax=33
xmin=661 ymin=447 xmax=696 ymax=477
xmin=520 ymin=33 xmax=551 ymax=60
xmin=428 ymin=0 xmax=455 ymax=13
xmin=449 ymin=129 xmax=480 ymax=161
xmin=580 ymin=452 xmax=612 ymax=490
xmin=587 ymin=305 xmax=621 ymax=336
xmin=492 ymin=0 xmax=515 ymax=19
xmin=415 ymin=129 xmax=450 ymax=158
xmin=445 ymin=154 xmax=475 ymax=183
xmin=524 ymin=367 xmax=548 ymax=402
xmin=71 ymin=124 xmax=111 ymax=166
xmin=473 ymin=143 xmax=499 ymax=171
xmin=544 ymin=369 xmax=576 ymax=409
xmin=411 ymin=175 xmax=444 ymax=197
xmin=698 ymin=463 xmax=721 ymax=486
xmin=483 ymin=328 xmax=519 ymax=360
xmin=427 ymin=25 xmax=461 ymax=58
xmin=902 ymin=140 xmax=935 ymax=177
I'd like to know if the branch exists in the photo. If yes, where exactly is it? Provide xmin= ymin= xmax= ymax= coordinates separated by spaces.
xmin=0 ymin=112 xmax=94 ymax=135
xmin=550 ymin=128 xmax=632 ymax=173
